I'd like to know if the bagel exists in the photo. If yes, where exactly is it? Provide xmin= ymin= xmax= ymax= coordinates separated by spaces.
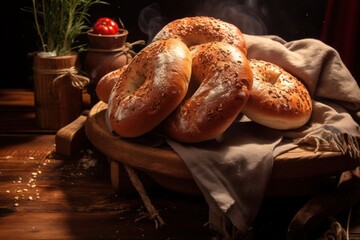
xmin=106 ymin=38 xmax=192 ymax=137
xmin=242 ymin=59 xmax=313 ymax=130
xmin=152 ymin=16 xmax=247 ymax=55
xmin=96 ymin=65 xmax=127 ymax=103
xmin=162 ymin=41 xmax=253 ymax=143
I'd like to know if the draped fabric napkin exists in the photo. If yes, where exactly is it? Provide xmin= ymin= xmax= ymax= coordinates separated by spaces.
xmin=166 ymin=34 xmax=360 ymax=238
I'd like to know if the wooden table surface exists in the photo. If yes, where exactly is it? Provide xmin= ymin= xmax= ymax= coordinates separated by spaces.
xmin=0 ymin=89 xmax=359 ymax=240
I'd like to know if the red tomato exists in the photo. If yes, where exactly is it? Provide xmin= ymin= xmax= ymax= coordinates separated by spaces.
xmin=92 ymin=17 xmax=119 ymax=35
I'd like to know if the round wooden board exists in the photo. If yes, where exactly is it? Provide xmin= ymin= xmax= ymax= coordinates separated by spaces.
xmin=85 ymin=101 xmax=359 ymax=197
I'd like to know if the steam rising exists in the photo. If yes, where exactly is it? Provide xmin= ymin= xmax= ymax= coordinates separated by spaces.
xmin=138 ymin=3 xmax=168 ymax=44
xmin=138 ymin=0 xmax=268 ymax=43
xmin=195 ymin=0 xmax=268 ymax=35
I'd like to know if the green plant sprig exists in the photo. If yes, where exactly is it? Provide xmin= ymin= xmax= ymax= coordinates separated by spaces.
xmin=26 ymin=0 xmax=108 ymax=56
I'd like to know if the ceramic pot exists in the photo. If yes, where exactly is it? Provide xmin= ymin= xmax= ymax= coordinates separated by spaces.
xmin=84 ymin=29 xmax=133 ymax=105
xmin=33 ymin=52 xmax=83 ymax=130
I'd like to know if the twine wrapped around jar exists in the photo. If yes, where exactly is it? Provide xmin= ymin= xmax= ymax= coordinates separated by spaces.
xmin=50 ymin=66 xmax=90 ymax=89
xmin=87 ymin=40 xmax=145 ymax=56
xmin=33 ymin=52 xmax=84 ymax=129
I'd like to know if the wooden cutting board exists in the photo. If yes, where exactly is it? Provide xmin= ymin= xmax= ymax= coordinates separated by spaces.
xmin=85 ymin=101 xmax=359 ymax=197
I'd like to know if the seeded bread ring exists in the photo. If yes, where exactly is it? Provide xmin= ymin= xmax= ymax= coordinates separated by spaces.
xmin=96 ymin=65 xmax=127 ymax=103
xmin=162 ymin=41 xmax=253 ymax=143
xmin=106 ymin=38 xmax=192 ymax=137
xmin=242 ymin=59 xmax=313 ymax=130
xmin=152 ymin=16 xmax=247 ymax=55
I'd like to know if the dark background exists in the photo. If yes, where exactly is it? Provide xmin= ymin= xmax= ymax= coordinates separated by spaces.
xmin=2 ymin=0 xmax=357 ymax=89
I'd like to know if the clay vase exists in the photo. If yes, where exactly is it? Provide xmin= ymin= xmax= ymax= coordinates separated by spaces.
xmin=33 ymin=52 xmax=83 ymax=130
xmin=84 ymin=29 xmax=133 ymax=105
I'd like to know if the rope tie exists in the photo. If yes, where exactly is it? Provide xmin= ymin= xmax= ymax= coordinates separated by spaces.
xmin=124 ymin=164 xmax=165 ymax=229
xmin=321 ymin=217 xmax=347 ymax=240
xmin=34 ymin=66 xmax=90 ymax=89
xmin=88 ymin=40 xmax=146 ymax=57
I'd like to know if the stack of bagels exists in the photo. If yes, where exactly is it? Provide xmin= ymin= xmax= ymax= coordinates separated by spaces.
xmin=96 ymin=16 xmax=313 ymax=143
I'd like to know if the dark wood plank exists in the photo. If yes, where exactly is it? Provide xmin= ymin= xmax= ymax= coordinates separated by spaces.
xmin=0 ymin=134 xmax=215 ymax=240
xmin=55 ymin=115 xmax=91 ymax=157
xmin=0 ymin=89 xmax=90 ymax=133
xmin=0 ymin=89 xmax=42 ymax=133
xmin=0 ymin=89 xmax=35 ymax=109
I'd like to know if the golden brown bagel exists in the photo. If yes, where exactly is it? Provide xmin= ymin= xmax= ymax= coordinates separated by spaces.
xmin=162 ymin=41 xmax=253 ymax=143
xmin=106 ymin=38 xmax=192 ymax=138
xmin=242 ymin=59 xmax=313 ymax=130
xmin=96 ymin=65 xmax=127 ymax=103
xmin=152 ymin=16 xmax=247 ymax=55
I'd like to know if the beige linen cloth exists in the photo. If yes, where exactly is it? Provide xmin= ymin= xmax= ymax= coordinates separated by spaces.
xmin=166 ymin=34 xmax=360 ymax=238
